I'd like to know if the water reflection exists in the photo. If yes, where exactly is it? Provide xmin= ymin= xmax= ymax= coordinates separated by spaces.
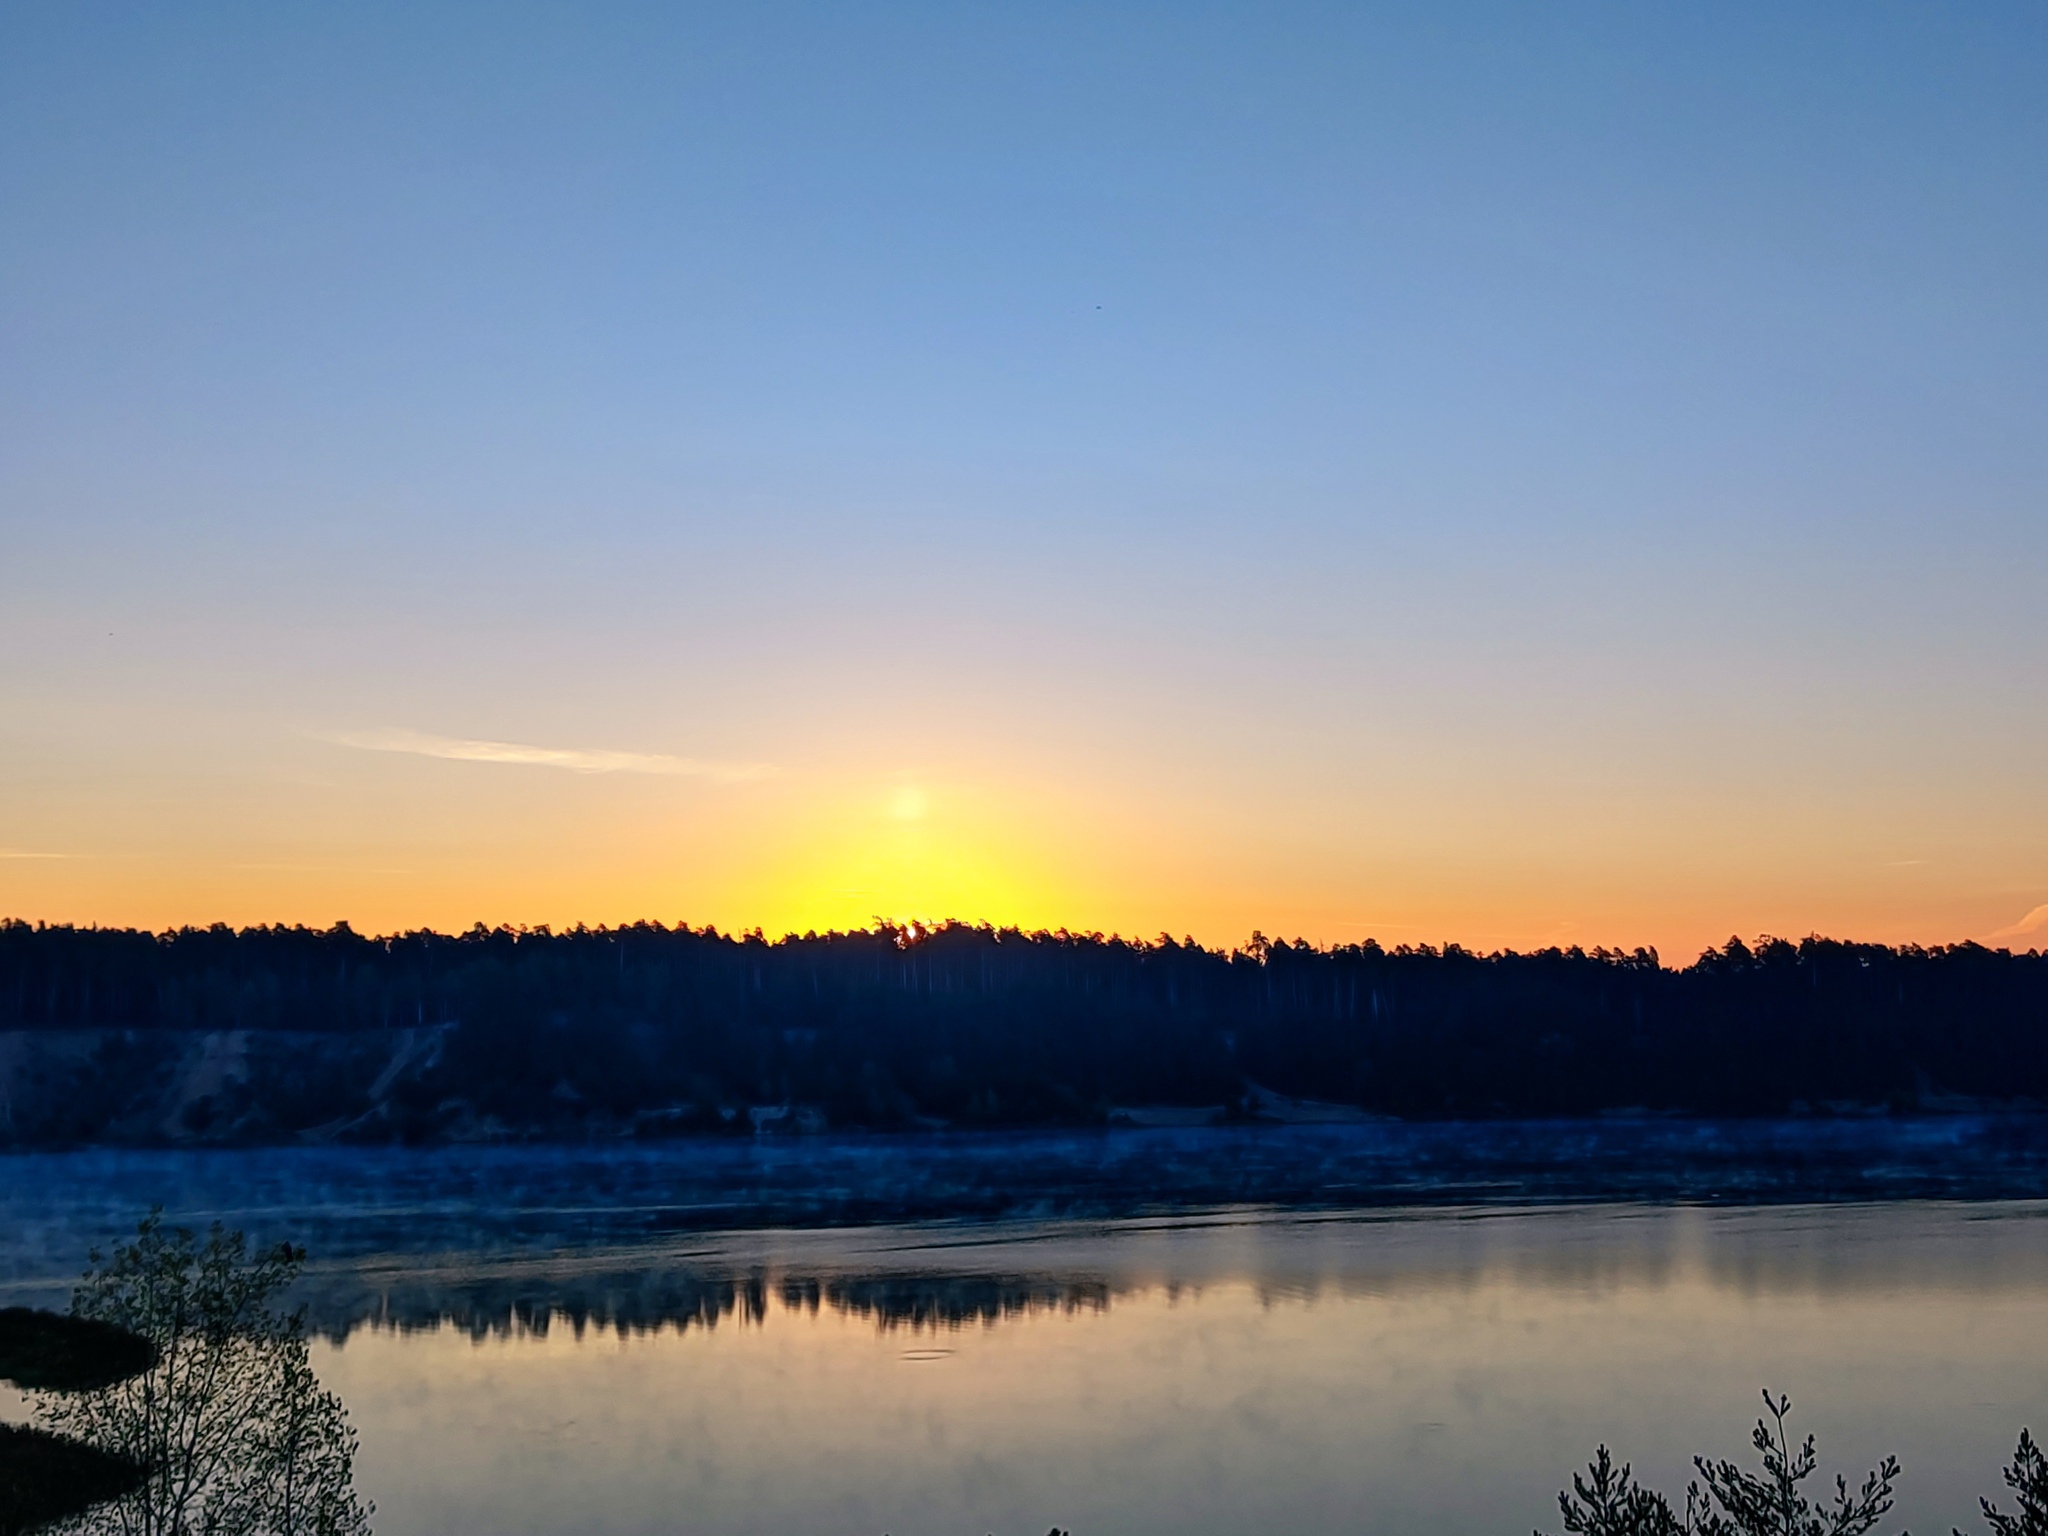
xmin=799 ymin=1274 xmax=1110 ymax=1331
xmin=282 ymin=1200 xmax=2048 ymax=1343
xmin=296 ymin=1256 xmax=1116 ymax=1340
xmin=14 ymin=1203 xmax=2048 ymax=1536
xmin=298 ymin=1203 xmax=2048 ymax=1536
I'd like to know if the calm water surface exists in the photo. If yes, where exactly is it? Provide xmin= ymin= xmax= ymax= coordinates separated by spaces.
xmin=272 ymin=1206 xmax=2048 ymax=1533
xmin=5 ymin=1147 xmax=2048 ymax=1535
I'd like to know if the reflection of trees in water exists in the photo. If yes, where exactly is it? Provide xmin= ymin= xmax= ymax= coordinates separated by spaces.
xmin=795 ymin=1276 xmax=1110 ymax=1331
xmin=304 ymin=1260 xmax=1116 ymax=1340
xmin=38 ymin=1217 xmax=369 ymax=1536
xmin=309 ymin=1268 xmax=773 ymax=1342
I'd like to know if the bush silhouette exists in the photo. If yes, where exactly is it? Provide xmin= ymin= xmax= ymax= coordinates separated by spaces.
xmin=1961 ymin=1430 xmax=2048 ymax=1536
xmin=1551 ymin=1392 xmax=1901 ymax=1536
xmin=34 ymin=1214 xmax=370 ymax=1536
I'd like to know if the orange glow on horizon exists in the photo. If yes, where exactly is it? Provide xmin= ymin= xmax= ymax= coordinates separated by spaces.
xmin=3 ymin=748 xmax=2040 ymax=966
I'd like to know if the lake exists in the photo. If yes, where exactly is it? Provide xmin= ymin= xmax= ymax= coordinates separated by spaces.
xmin=5 ymin=1128 xmax=2048 ymax=1536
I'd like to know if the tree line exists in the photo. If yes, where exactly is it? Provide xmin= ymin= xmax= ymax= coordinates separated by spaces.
xmin=1 ymin=919 xmax=2044 ymax=1133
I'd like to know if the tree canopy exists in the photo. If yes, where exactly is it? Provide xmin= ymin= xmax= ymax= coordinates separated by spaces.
xmin=1 ymin=919 xmax=2043 ymax=1137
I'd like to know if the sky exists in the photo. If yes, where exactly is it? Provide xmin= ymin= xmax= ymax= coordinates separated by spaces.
xmin=2 ymin=2 xmax=2044 ymax=959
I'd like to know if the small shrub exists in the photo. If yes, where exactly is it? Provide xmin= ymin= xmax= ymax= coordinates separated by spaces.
xmin=37 ymin=1213 xmax=371 ymax=1536
xmin=1553 ymin=1444 xmax=1688 ymax=1536
xmin=1693 ymin=1391 xmax=1900 ymax=1536
xmin=1548 ymin=1392 xmax=1901 ymax=1536
xmin=1962 ymin=1430 xmax=2048 ymax=1536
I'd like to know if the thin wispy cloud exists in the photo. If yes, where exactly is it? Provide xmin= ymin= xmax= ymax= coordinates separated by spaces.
xmin=1990 ymin=904 xmax=2048 ymax=942
xmin=323 ymin=728 xmax=772 ymax=782
xmin=0 ymin=849 xmax=71 ymax=860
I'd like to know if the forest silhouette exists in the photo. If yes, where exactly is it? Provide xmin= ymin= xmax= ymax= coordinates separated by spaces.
xmin=1 ymin=919 xmax=2044 ymax=1137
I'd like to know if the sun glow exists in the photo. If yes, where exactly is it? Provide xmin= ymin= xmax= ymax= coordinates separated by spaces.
xmin=737 ymin=777 xmax=1074 ymax=937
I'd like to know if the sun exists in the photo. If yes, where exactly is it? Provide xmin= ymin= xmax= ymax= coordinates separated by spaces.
xmin=743 ymin=777 xmax=1066 ymax=936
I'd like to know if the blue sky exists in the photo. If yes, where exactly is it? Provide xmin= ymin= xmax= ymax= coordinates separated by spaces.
xmin=3 ymin=2 xmax=2044 ymax=952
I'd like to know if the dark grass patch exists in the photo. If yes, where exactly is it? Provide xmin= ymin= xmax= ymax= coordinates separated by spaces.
xmin=0 ymin=1310 xmax=155 ymax=1393
xmin=0 ymin=1423 xmax=144 ymax=1536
